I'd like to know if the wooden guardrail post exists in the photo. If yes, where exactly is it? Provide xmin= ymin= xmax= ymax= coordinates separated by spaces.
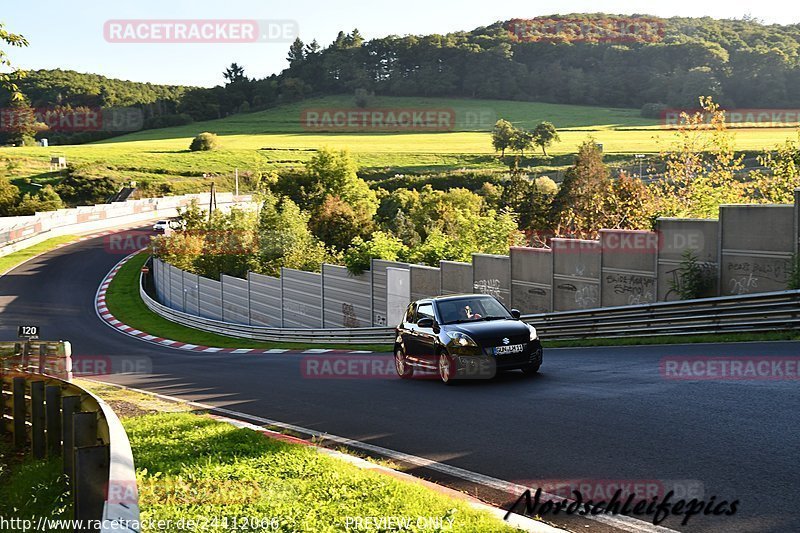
xmin=74 ymin=445 xmax=110 ymax=533
xmin=20 ymin=341 xmax=30 ymax=371
xmin=38 ymin=343 xmax=47 ymax=374
xmin=61 ymin=395 xmax=81 ymax=478
xmin=30 ymin=380 xmax=46 ymax=459
xmin=46 ymin=385 xmax=62 ymax=456
xmin=12 ymin=377 xmax=26 ymax=448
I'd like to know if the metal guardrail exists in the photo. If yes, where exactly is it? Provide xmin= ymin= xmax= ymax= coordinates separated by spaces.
xmin=1 ymin=342 xmax=140 ymax=533
xmin=141 ymin=262 xmax=800 ymax=343
xmin=522 ymin=289 xmax=800 ymax=339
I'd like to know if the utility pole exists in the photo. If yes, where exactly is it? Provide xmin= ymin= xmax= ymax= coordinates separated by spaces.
xmin=635 ymin=154 xmax=646 ymax=178
xmin=208 ymin=182 xmax=217 ymax=222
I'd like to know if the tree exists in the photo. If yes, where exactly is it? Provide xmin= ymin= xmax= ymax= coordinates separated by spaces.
xmin=223 ymin=63 xmax=247 ymax=85
xmin=10 ymin=185 xmax=64 ymax=215
xmin=746 ymin=132 xmax=800 ymax=204
xmin=3 ymin=98 xmax=44 ymax=146
xmin=189 ymin=132 xmax=220 ymax=151
xmin=510 ymin=128 xmax=534 ymax=157
xmin=0 ymin=177 xmax=19 ymax=215
xmin=257 ymin=192 xmax=328 ymax=276
xmin=304 ymin=148 xmax=378 ymax=220
xmin=552 ymin=139 xmax=612 ymax=237
xmin=287 ymin=38 xmax=306 ymax=67
xmin=0 ymin=22 xmax=29 ymax=102
xmin=654 ymin=96 xmax=745 ymax=218
xmin=309 ymin=195 xmax=373 ymax=250
xmin=343 ymin=231 xmax=408 ymax=274
xmin=532 ymin=122 xmax=560 ymax=156
xmin=491 ymin=119 xmax=515 ymax=157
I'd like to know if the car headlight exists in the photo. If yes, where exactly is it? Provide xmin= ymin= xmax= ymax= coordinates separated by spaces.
xmin=446 ymin=331 xmax=478 ymax=347
xmin=527 ymin=324 xmax=538 ymax=341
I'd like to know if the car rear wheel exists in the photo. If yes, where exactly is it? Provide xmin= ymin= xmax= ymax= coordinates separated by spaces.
xmin=438 ymin=352 xmax=455 ymax=385
xmin=394 ymin=347 xmax=413 ymax=379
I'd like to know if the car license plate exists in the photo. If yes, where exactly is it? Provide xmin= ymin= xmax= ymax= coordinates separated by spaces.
xmin=494 ymin=344 xmax=524 ymax=355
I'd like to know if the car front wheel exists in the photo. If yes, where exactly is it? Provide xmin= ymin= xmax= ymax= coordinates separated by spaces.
xmin=438 ymin=352 xmax=456 ymax=385
xmin=521 ymin=362 xmax=540 ymax=375
xmin=395 ymin=347 xmax=413 ymax=379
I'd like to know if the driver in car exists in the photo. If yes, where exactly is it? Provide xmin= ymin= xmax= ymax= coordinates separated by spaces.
xmin=459 ymin=304 xmax=482 ymax=321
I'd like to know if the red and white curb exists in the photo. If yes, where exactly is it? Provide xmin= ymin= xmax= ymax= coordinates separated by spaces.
xmin=95 ymin=252 xmax=376 ymax=355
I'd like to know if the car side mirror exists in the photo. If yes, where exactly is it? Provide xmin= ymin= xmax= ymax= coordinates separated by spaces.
xmin=417 ymin=317 xmax=434 ymax=328
xmin=511 ymin=309 xmax=521 ymax=319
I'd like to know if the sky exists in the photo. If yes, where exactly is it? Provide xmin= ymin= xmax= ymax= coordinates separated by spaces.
xmin=3 ymin=0 xmax=800 ymax=87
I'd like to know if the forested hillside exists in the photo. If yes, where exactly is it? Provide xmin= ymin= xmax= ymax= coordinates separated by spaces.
xmin=3 ymin=13 xmax=800 ymax=139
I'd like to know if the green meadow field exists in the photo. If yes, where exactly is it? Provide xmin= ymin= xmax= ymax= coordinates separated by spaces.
xmin=1 ymin=95 xmax=798 ymax=193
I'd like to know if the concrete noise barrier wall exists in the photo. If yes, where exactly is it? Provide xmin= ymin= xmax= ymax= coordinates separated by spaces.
xmin=248 ymin=272 xmax=282 ymax=327
xmin=322 ymin=264 xmax=372 ymax=328
xmin=472 ymin=254 xmax=511 ymax=304
xmin=440 ymin=261 xmax=473 ymax=295
xmin=510 ymin=246 xmax=552 ymax=313
xmin=599 ymin=229 xmax=658 ymax=307
xmin=552 ymin=238 xmax=601 ymax=311
xmin=281 ymin=268 xmax=323 ymax=328
xmin=371 ymin=259 xmax=409 ymax=326
xmin=656 ymin=218 xmax=719 ymax=301
xmin=720 ymin=204 xmax=794 ymax=296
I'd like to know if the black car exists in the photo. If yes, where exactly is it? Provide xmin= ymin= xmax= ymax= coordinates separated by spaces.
xmin=393 ymin=294 xmax=543 ymax=384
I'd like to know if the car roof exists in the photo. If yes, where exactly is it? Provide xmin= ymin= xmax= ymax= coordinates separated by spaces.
xmin=418 ymin=294 xmax=496 ymax=304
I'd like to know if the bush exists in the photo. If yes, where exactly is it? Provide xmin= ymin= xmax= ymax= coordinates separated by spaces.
xmin=189 ymin=132 xmax=220 ymax=152
xmin=670 ymin=249 xmax=715 ymax=299
xmin=640 ymin=102 xmax=668 ymax=119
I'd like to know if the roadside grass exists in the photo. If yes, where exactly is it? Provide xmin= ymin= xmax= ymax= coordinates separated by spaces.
xmin=543 ymin=330 xmax=800 ymax=348
xmin=0 ymin=235 xmax=79 ymax=276
xmin=105 ymin=252 xmax=392 ymax=352
xmin=77 ymin=380 xmax=518 ymax=533
xmin=0 ymin=439 xmax=71 ymax=532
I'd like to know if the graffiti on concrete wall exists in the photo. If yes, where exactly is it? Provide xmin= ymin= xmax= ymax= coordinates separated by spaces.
xmin=557 ymin=283 xmax=599 ymax=309
xmin=605 ymin=273 xmax=655 ymax=305
xmin=725 ymin=258 xmax=789 ymax=295
xmin=342 ymin=303 xmax=359 ymax=328
xmin=474 ymin=279 xmax=502 ymax=299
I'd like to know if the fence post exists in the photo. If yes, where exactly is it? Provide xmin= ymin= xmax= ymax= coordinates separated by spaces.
xmin=61 ymin=395 xmax=81 ymax=478
xmin=38 ymin=343 xmax=47 ymax=374
xmin=74 ymin=445 xmax=109 ymax=533
xmin=46 ymin=385 xmax=62 ymax=456
xmin=30 ymin=380 xmax=45 ymax=459
xmin=20 ymin=342 xmax=30 ymax=372
xmin=12 ymin=377 xmax=26 ymax=448
xmin=0 ymin=376 xmax=5 ymax=436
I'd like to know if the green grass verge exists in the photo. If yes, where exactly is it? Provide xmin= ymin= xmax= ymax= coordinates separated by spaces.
xmin=0 ymin=439 xmax=71 ymax=532
xmin=0 ymin=235 xmax=79 ymax=275
xmin=75 ymin=380 xmax=517 ymax=533
xmin=105 ymin=252 xmax=392 ymax=351
xmin=543 ymin=330 xmax=800 ymax=348
xmin=123 ymin=411 xmax=515 ymax=532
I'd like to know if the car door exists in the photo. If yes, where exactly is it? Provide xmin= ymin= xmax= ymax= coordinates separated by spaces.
xmin=399 ymin=303 xmax=418 ymax=358
xmin=414 ymin=302 xmax=437 ymax=366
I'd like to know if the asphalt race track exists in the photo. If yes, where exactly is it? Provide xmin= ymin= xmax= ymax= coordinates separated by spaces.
xmin=1 ymin=230 xmax=798 ymax=533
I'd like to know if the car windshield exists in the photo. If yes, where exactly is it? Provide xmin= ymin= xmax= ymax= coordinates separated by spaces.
xmin=436 ymin=296 xmax=512 ymax=324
